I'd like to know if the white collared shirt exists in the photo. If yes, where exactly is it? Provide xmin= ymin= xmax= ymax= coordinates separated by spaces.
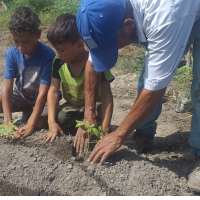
xmin=89 ymin=0 xmax=200 ymax=91
xmin=130 ymin=0 xmax=200 ymax=90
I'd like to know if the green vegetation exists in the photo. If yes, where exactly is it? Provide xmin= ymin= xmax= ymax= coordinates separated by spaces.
xmin=0 ymin=123 xmax=16 ymax=138
xmin=174 ymin=65 xmax=192 ymax=92
xmin=76 ymin=120 xmax=103 ymax=151
xmin=0 ymin=0 xmax=79 ymax=29
xmin=76 ymin=120 xmax=103 ymax=141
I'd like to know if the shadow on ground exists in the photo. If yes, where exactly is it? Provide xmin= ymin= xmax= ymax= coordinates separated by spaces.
xmin=107 ymin=131 xmax=196 ymax=179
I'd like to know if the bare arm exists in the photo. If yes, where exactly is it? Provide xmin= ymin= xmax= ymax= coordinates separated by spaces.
xmin=43 ymin=78 xmax=64 ymax=142
xmin=47 ymin=78 xmax=60 ymax=124
xmin=27 ymin=84 xmax=49 ymax=128
xmin=88 ymin=88 xmax=165 ymax=163
xmin=74 ymin=61 xmax=102 ymax=154
xmin=98 ymin=77 xmax=113 ymax=132
xmin=2 ymin=79 xmax=13 ymax=124
xmin=84 ymin=60 xmax=101 ymax=123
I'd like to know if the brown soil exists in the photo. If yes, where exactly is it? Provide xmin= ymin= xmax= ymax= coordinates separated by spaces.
xmin=0 ymin=31 xmax=196 ymax=196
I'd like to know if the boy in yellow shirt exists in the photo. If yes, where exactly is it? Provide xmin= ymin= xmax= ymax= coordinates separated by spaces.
xmin=44 ymin=14 xmax=114 ymax=154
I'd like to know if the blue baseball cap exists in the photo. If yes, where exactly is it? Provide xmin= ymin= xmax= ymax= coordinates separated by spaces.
xmin=76 ymin=0 xmax=128 ymax=72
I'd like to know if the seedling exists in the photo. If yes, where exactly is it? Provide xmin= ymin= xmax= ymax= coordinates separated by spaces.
xmin=75 ymin=120 xmax=103 ymax=152
xmin=0 ymin=123 xmax=17 ymax=138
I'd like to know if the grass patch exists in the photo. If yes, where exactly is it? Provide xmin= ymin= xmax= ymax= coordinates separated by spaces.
xmin=0 ymin=11 xmax=10 ymax=30
xmin=174 ymin=65 xmax=192 ymax=92
xmin=0 ymin=0 xmax=79 ymax=29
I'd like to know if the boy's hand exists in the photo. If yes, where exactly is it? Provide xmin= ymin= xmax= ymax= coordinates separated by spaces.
xmin=43 ymin=122 xmax=64 ymax=143
xmin=74 ymin=128 xmax=88 ymax=156
xmin=15 ymin=123 xmax=34 ymax=139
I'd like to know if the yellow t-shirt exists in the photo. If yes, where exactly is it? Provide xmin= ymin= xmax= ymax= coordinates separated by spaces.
xmin=59 ymin=63 xmax=84 ymax=107
xmin=52 ymin=58 xmax=114 ymax=107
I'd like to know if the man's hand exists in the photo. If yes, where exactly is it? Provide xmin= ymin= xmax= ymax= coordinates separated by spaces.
xmin=74 ymin=128 xmax=88 ymax=156
xmin=15 ymin=123 xmax=34 ymax=139
xmin=88 ymin=131 xmax=124 ymax=164
xmin=43 ymin=122 xmax=64 ymax=143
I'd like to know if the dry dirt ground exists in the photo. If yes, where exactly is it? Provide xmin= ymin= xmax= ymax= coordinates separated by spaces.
xmin=0 ymin=31 xmax=197 ymax=196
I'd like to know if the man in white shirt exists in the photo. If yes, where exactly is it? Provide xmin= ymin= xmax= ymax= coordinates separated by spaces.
xmin=74 ymin=0 xmax=200 ymax=192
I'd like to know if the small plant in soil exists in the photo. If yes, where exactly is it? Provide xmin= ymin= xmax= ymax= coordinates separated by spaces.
xmin=75 ymin=120 xmax=103 ymax=152
xmin=0 ymin=123 xmax=17 ymax=138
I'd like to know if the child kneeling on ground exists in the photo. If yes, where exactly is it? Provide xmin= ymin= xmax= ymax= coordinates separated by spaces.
xmin=44 ymin=14 xmax=114 ymax=153
xmin=0 ymin=7 xmax=55 ymax=138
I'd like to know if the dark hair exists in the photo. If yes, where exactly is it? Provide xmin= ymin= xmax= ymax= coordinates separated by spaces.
xmin=47 ymin=13 xmax=80 ymax=45
xmin=9 ymin=6 xmax=41 ymax=34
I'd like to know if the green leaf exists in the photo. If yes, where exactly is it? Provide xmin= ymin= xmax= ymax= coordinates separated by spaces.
xmin=0 ymin=123 xmax=16 ymax=137
xmin=75 ymin=120 xmax=103 ymax=140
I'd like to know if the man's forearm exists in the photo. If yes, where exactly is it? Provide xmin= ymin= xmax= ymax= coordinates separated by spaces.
xmin=116 ymin=88 xmax=165 ymax=138
xmin=101 ymin=100 xmax=113 ymax=132
xmin=100 ymin=81 xmax=113 ymax=131
xmin=84 ymin=61 xmax=98 ymax=123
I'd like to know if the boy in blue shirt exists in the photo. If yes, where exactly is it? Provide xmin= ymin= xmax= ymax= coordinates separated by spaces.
xmin=0 ymin=7 xmax=54 ymax=138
